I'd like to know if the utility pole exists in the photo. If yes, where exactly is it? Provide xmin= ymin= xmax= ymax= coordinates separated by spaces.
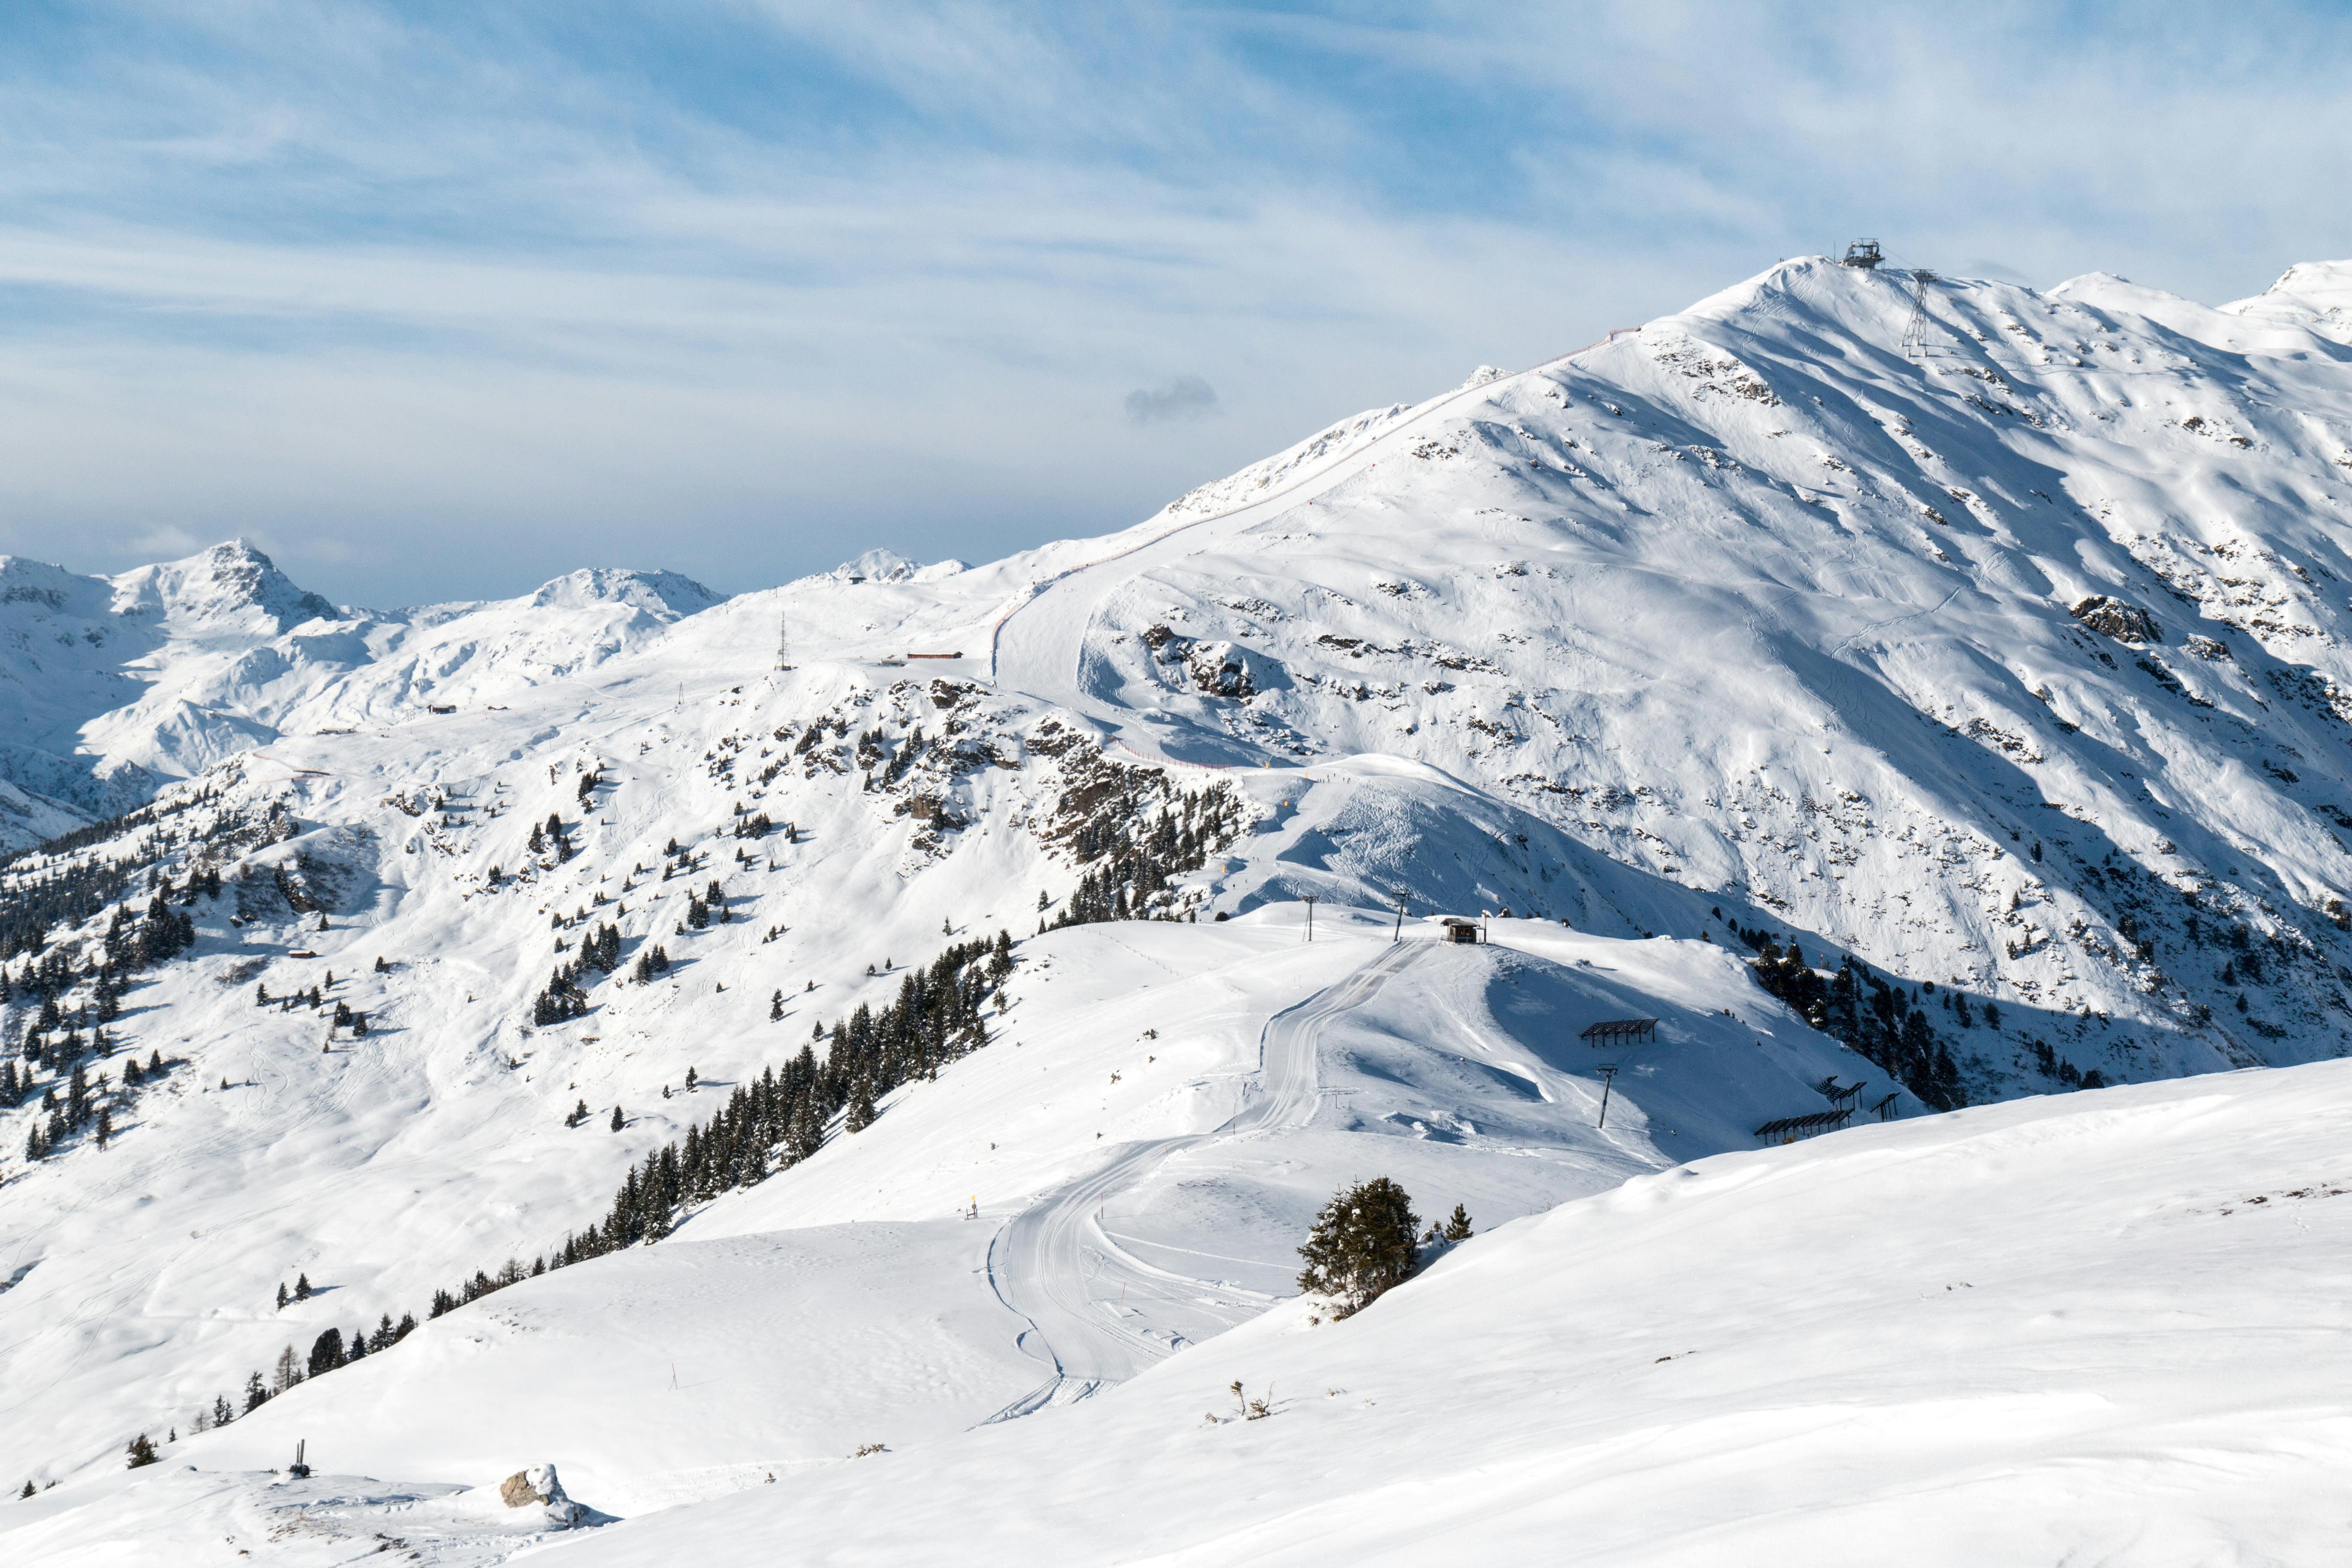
xmin=1302 ymin=894 xmax=1317 ymax=942
xmin=1595 ymin=1063 xmax=1619 ymax=1129
xmin=1392 ymin=894 xmax=1408 ymax=943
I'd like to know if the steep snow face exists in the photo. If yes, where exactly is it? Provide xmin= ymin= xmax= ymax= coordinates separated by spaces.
xmin=106 ymin=539 xmax=339 ymax=641
xmin=0 ymin=549 xmax=727 ymax=846
xmin=976 ymin=256 xmax=2352 ymax=1090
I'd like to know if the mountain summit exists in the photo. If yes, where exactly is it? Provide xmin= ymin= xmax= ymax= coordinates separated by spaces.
xmin=105 ymin=539 xmax=339 ymax=637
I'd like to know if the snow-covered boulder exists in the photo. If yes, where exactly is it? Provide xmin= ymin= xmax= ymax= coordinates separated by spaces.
xmin=498 ymin=1461 xmax=587 ymax=1527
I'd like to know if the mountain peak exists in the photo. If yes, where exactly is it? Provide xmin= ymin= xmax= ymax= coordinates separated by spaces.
xmin=108 ymin=537 xmax=338 ymax=632
xmin=523 ymin=567 xmax=726 ymax=620
xmin=2220 ymin=258 xmax=2352 ymax=341
xmin=834 ymin=548 xmax=919 ymax=583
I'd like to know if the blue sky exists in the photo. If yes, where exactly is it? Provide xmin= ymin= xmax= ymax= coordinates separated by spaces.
xmin=3 ymin=1 xmax=2349 ymax=605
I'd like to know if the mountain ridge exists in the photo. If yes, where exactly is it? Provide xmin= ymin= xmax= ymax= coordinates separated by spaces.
xmin=5 ymin=250 xmax=2352 ymax=1551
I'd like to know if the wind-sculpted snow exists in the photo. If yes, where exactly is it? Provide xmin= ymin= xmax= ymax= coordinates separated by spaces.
xmin=6 ymin=252 xmax=2352 ymax=1555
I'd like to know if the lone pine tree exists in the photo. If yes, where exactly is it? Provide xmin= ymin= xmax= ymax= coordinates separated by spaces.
xmin=1296 ymin=1176 xmax=1420 ymax=1319
xmin=124 ymin=1434 xmax=157 ymax=1469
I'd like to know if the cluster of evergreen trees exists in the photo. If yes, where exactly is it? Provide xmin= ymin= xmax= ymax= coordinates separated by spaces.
xmin=0 ymin=787 xmax=244 ymax=968
xmin=527 ymin=812 xmax=575 ymax=863
xmin=425 ymin=931 xmax=1017 ymax=1323
xmin=1048 ymin=789 xmax=1237 ymax=930
xmin=4 ymin=896 xmax=197 ymax=1026
xmin=13 ymin=1034 xmax=168 ymax=1159
xmin=2029 ymin=1038 xmax=2109 ymax=1089
xmin=681 ymin=879 xmax=728 ymax=930
xmin=1735 ymin=921 xmax=1965 ymax=1110
xmin=532 ymin=922 xmax=622 ymax=1024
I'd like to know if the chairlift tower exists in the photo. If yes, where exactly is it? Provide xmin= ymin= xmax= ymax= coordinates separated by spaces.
xmin=1900 ymin=269 xmax=1952 ymax=363
xmin=774 ymin=612 xmax=794 ymax=673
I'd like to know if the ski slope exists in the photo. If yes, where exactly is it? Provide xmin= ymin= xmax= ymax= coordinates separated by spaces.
xmin=528 ymin=1060 xmax=2352 ymax=1567
xmin=22 ymin=1053 xmax=2342 ymax=1566
xmin=987 ymin=940 xmax=1433 ymax=1397
xmin=6 ymin=251 xmax=2352 ymax=1560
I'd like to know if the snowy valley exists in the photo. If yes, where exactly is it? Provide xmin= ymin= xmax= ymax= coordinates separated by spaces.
xmin=4 ymin=252 xmax=2352 ymax=1562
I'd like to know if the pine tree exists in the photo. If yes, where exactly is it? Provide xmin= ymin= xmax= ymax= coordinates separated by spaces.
xmin=276 ymin=1282 xmax=288 ymax=1311
xmin=212 ymin=1393 xmax=234 ymax=1428
xmin=1441 ymin=1203 xmax=1473 ymax=1242
xmin=610 ymin=1105 xmax=624 ymax=1132
xmin=294 ymin=1272 xmax=311 ymax=1302
xmin=124 ymin=1434 xmax=158 ymax=1469
xmin=18 ymin=1480 xmax=33 ymax=1499
xmin=307 ymin=1328 xmax=344 ymax=1376
xmin=272 ymin=1345 xmax=303 ymax=1394
xmin=244 ymin=1370 xmax=269 ymax=1413
xmin=770 ymin=989 xmax=783 ymax=1021
xmin=1296 ymin=1177 xmax=1420 ymax=1318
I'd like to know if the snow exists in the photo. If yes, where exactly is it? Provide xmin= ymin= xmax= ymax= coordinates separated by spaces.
xmin=24 ymin=1057 xmax=2340 ymax=1565
xmin=496 ymin=1061 xmax=2352 ymax=1566
xmin=188 ymin=1221 xmax=1041 ymax=1514
xmin=0 ymin=543 xmax=723 ymax=847
xmin=7 ymin=250 xmax=2352 ymax=1561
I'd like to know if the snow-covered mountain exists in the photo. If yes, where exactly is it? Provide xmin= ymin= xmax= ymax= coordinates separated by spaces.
xmin=0 ymin=541 xmax=723 ymax=842
xmin=6 ymin=251 xmax=2352 ymax=1562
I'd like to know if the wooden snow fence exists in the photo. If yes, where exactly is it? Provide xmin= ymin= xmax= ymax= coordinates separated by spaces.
xmin=1755 ymin=1076 xmax=1872 ymax=1144
xmin=1578 ymin=1017 xmax=1658 ymax=1047
xmin=1754 ymin=1107 xmax=1854 ymax=1143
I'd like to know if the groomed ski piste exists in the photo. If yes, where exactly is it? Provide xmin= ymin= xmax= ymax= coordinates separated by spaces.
xmin=5 ymin=253 xmax=2352 ymax=1562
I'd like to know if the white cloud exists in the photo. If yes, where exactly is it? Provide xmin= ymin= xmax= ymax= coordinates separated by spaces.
xmin=0 ymin=1 xmax=2344 ymax=602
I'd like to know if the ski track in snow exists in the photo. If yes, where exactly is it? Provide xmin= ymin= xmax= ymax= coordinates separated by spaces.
xmin=986 ymin=939 xmax=1429 ymax=1401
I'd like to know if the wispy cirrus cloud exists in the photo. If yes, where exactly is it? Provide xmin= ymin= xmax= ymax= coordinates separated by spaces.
xmin=0 ymin=2 xmax=2344 ymax=603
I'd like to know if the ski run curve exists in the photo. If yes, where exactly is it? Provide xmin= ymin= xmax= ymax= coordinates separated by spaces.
xmin=985 ymin=937 xmax=1431 ymax=1407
